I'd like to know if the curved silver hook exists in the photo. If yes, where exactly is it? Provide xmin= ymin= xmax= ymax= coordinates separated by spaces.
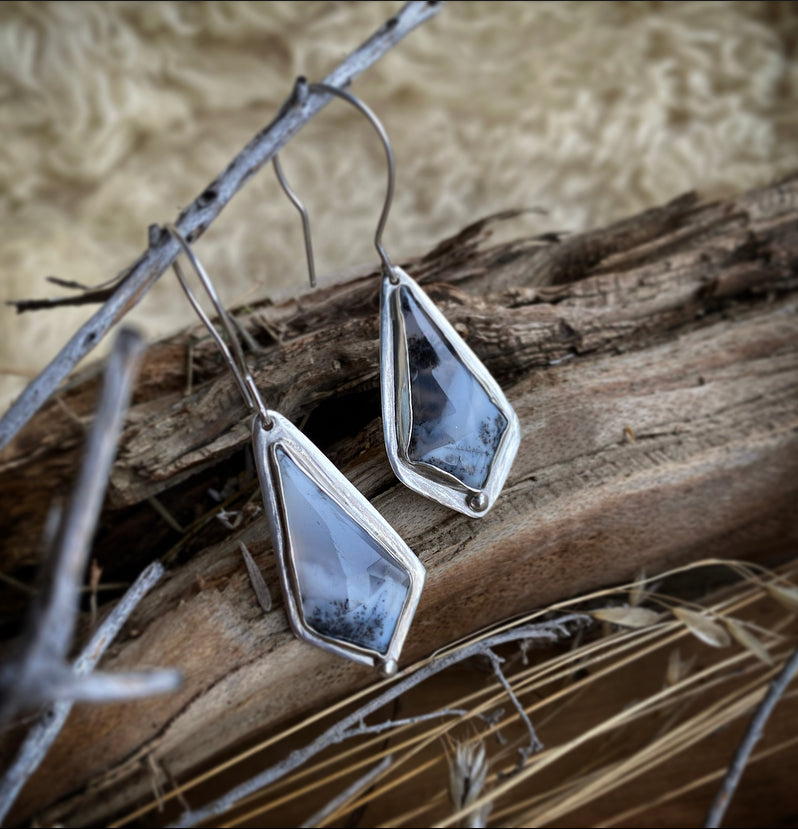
xmin=272 ymin=81 xmax=398 ymax=286
xmin=166 ymin=225 xmax=273 ymax=428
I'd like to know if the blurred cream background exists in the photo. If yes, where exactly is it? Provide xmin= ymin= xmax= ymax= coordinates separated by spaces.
xmin=0 ymin=1 xmax=796 ymax=411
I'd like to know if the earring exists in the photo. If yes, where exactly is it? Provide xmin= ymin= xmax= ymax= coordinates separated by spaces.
xmin=167 ymin=226 xmax=425 ymax=676
xmin=273 ymin=83 xmax=520 ymax=518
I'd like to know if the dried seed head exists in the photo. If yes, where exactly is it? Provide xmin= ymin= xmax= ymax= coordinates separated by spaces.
xmin=448 ymin=740 xmax=492 ymax=828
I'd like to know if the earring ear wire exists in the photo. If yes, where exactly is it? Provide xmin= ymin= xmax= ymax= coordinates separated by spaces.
xmin=167 ymin=224 xmax=272 ymax=428
xmin=272 ymin=82 xmax=398 ymax=285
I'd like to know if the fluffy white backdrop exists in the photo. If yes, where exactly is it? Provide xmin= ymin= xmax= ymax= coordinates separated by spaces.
xmin=1 ymin=1 xmax=796 ymax=410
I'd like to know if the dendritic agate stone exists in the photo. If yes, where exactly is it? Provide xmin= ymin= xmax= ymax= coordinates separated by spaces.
xmin=398 ymin=288 xmax=508 ymax=490
xmin=275 ymin=447 xmax=411 ymax=654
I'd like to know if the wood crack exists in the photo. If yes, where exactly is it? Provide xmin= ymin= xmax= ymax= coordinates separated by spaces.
xmin=2 ymin=177 xmax=798 ymax=825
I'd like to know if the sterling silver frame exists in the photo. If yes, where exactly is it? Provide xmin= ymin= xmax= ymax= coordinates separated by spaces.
xmin=380 ymin=266 xmax=521 ymax=518
xmin=252 ymin=409 xmax=425 ymax=675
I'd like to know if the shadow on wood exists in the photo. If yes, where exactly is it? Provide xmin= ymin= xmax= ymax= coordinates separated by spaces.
xmin=1 ymin=174 xmax=797 ymax=825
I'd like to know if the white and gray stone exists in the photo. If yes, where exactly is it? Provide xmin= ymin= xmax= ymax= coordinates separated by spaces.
xmin=398 ymin=287 xmax=508 ymax=490
xmin=276 ymin=447 xmax=411 ymax=654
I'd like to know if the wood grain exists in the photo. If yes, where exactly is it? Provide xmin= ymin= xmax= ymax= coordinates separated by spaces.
xmin=2 ymin=175 xmax=797 ymax=825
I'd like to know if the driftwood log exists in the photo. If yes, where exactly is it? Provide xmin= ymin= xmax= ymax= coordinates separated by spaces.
xmin=1 ymin=174 xmax=797 ymax=825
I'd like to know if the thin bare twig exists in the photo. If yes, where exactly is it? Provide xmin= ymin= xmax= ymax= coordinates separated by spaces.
xmin=300 ymin=754 xmax=394 ymax=829
xmin=0 ymin=0 xmax=442 ymax=452
xmin=0 ymin=330 xmax=180 ymax=823
xmin=47 ymin=275 xmax=117 ymax=291
xmin=9 ymin=285 xmax=117 ymax=312
xmin=486 ymin=648 xmax=543 ymax=764
xmin=0 ymin=560 xmax=172 ymax=824
xmin=147 ymin=495 xmax=185 ymax=533
xmin=348 ymin=708 xmax=467 ymax=738
xmin=148 ymin=753 xmax=167 ymax=814
xmin=45 ymin=667 xmax=180 ymax=703
xmin=0 ymin=571 xmax=36 ymax=596
xmin=704 ymin=646 xmax=798 ymax=828
xmin=0 ymin=329 xmax=147 ymax=721
xmin=168 ymin=614 xmax=588 ymax=828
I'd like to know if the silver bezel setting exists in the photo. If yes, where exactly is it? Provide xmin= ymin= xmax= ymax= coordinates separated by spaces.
xmin=252 ymin=410 xmax=425 ymax=672
xmin=380 ymin=266 xmax=521 ymax=518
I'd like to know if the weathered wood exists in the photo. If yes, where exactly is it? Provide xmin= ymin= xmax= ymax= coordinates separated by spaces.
xmin=2 ymin=175 xmax=798 ymax=826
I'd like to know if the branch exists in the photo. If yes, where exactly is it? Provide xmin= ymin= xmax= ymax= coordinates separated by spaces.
xmin=168 ymin=615 xmax=589 ymax=828
xmin=0 ymin=329 xmax=146 ymax=721
xmin=8 ymin=285 xmax=117 ymax=313
xmin=0 ymin=0 xmax=442 ymax=451
xmin=486 ymin=648 xmax=543 ymax=764
xmin=300 ymin=755 xmax=394 ymax=829
xmin=47 ymin=668 xmax=181 ymax=704
xmin=346 ymin=708 xmax=468 ymax=738
xmin=0 ymin=560 xmax=171 ymax=825
xmin=0 ymin=331 xmax=180 ymax=823
xmin=704 ymin=646 xmax=798 ymax=828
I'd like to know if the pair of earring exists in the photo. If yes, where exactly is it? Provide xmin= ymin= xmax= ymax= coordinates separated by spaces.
xmin=168 ymin=83 xmax=519 ymax=675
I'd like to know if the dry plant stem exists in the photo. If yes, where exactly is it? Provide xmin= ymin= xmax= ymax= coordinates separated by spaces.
xmin=600 ymin=732 xmax=798 ymax=828
xmin=516 ymin=659 xmax=785 ymax=826
xmin=441 ymin=627 xmax=798 ymax=828
xmin=704 ymin=646 xmax=798 ymax=828
xmin=0 ymin=329 xmax=145 ymax=721
xmin=0 ymin=560 xmax=168 ymax=824
xmin=168 ymin=615 xmax=586 ymax=828
xmin=449 ymin=742 xmax=489 ymax=829
xmin=0 ymin=0 xmax=442 ymax=452
xmin=117 ymin=564 xmax=796 ymax=829
xmin=124 ymin=567 xmax=777 ymax=826
xmin=14 ymin=179 xmax=798 ymax=826
xmin=300 ymin=754 xmax=394 ymax=829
